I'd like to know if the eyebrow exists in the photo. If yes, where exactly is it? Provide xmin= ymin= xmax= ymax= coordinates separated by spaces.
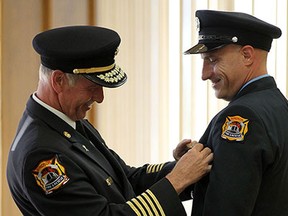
xmin=201 ymin=53 xmax=214 ymax=59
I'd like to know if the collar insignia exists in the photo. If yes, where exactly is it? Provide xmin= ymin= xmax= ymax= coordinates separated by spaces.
xmin=63 ymin=131 xmax=71 ymax=138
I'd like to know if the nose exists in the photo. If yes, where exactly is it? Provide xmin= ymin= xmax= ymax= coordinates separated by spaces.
xmin=201 ymin=61 xmax=213 ymax=81
xmin=93 ymin=86 xmax=104 ymax=103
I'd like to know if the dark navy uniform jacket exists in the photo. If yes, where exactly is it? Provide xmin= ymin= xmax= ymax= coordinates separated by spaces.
xmin=7 ymin=96 xmax=189 ymax=216
xmin=192 ymin=76 xmax=288 ymax=216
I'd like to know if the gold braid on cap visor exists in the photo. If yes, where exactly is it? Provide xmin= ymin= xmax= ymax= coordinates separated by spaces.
xmin=73 ymin=64 xmax=125 ymax=83
xmin=73 ymin=63 xmax=115 ymax=74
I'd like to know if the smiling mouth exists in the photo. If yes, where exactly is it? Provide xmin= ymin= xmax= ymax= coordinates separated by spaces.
xmin=211 ymin=78 xmax=221 ymax=88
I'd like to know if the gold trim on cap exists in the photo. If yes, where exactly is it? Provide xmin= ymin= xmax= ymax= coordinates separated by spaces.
xmin=73 ymin=63 xmax=115 ymax=74
xmin=96 ymin=65 xmax=125 ymax=83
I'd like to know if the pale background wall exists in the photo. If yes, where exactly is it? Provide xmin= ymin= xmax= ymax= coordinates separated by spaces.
xmin=1 ymin=0 xmax=287 ymax=215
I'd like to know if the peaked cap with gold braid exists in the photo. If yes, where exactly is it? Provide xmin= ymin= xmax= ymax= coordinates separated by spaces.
xmin=32 ymin=26 xmax=127 ymax=88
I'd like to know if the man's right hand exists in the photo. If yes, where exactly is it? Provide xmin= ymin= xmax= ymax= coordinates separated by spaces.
xmin=166 ymin=143 xmax=213 ymax=194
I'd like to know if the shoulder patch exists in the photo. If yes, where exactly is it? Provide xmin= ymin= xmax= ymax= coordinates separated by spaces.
xmin=221 ymin=115 xmax=249 ymax=141
xmin=32 ymin=155 xmax=69 ymax=194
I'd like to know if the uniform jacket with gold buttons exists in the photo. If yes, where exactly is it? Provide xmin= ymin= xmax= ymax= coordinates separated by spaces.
xmin=7 ymin=96 xmax=190 ymax=216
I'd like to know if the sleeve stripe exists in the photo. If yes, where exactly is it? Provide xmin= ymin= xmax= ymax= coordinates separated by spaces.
xmin=146 ymin=163 xmax=165 ymax=174
xmin=131 ymin=198 xmax=148 ymax=216
xmin=146 ymin=190 xmax=165 ymax=216
xmin=138 ymin=195 xmax=153 ymax=215
xmin=126 ymin=189 xmax=166 ymax=216
xmin=127 ymin=199 xmax=142 ymax=216
xmin=142 ymin=193 xmax=160 ymax=215
xmin=147 ymin=165 xmax=152 ymax=173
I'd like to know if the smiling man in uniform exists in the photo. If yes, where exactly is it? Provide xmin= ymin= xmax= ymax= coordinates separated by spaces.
xmin=6 ymin=25 xmax=213 ymax=216
xmin=184 ymin=10 xmax=288 ymax=216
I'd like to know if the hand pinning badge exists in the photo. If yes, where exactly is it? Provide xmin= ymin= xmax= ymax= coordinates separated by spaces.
xmin=186 ymin=140 xmax=198 ymax=149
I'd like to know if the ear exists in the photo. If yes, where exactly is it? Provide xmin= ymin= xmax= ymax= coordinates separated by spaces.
xmin=241 ymin=45 xmax=254 ymax=66
xmin=51 ymin=70 xmax=66 ymax=93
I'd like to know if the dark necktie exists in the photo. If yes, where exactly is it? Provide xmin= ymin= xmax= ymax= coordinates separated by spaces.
xmin=76 ymin=121 xmax=88 ymax=138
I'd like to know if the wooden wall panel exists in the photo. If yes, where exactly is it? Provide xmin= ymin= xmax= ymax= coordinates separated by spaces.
xmin=50 ymin=0 xmax=90 ymax=27
xmin=0 ymin=1 xmax=2 ymax=214
xmin=1 ymin=1 xmax=91 ymax=215
xmin=2 ymin=1 xmax=43 ymax=215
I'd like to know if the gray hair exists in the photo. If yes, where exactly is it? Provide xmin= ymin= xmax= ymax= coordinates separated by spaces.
xmin=39 ymin=64 xmax=80 ymax=86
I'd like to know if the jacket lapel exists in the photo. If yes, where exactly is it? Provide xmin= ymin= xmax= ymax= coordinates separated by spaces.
xmin=82 ymin=120 xmax=135 ymax=199
xmin=26 ymin=96 xmax=128 ymax=194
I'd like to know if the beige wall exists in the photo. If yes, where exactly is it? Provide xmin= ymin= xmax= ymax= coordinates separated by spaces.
xmin=1 ymin=1 xmax=286 ymax=215
xmin=2 ymin=1 xmax=40 ymax=215
xmin=1 ymin=1 xmax=96 ymax=215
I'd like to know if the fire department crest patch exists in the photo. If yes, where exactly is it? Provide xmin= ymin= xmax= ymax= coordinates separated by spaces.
xmin=221 ymin=115 xmax=249 ymax=141
xmin=32 ymin=155 xmax=69 ymax=194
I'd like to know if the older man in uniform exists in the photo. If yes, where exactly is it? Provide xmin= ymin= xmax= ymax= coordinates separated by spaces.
xmin=185 ymin=10 xmax=288 ymax=216
xmin=6 ymin=26 xmax=213 ymax=216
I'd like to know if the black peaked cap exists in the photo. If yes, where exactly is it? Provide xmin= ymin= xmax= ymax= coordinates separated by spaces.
xmin=33 ymin=26 xmax=127 ymax=88
xmin=184 ymin=10 xmax=282 ymax=54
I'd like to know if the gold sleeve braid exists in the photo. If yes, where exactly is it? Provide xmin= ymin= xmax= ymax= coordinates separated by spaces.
xmin=126 ymin=189 xmax=165 ymax=216
xmin=146 ymin=163 xmax=165 ymax=174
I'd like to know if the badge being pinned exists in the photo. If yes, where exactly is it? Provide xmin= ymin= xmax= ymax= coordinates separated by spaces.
xmin=221 ymin=115 xmax=249 ymax=141
xmin=32 ymin=155 xmax=69 ymax=194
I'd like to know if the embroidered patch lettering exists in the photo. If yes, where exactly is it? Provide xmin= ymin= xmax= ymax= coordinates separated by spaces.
xmin=221 ymin=115 xmax=249 ymax=141
xmin=32 ymin=155 xmax=69 ymax=194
